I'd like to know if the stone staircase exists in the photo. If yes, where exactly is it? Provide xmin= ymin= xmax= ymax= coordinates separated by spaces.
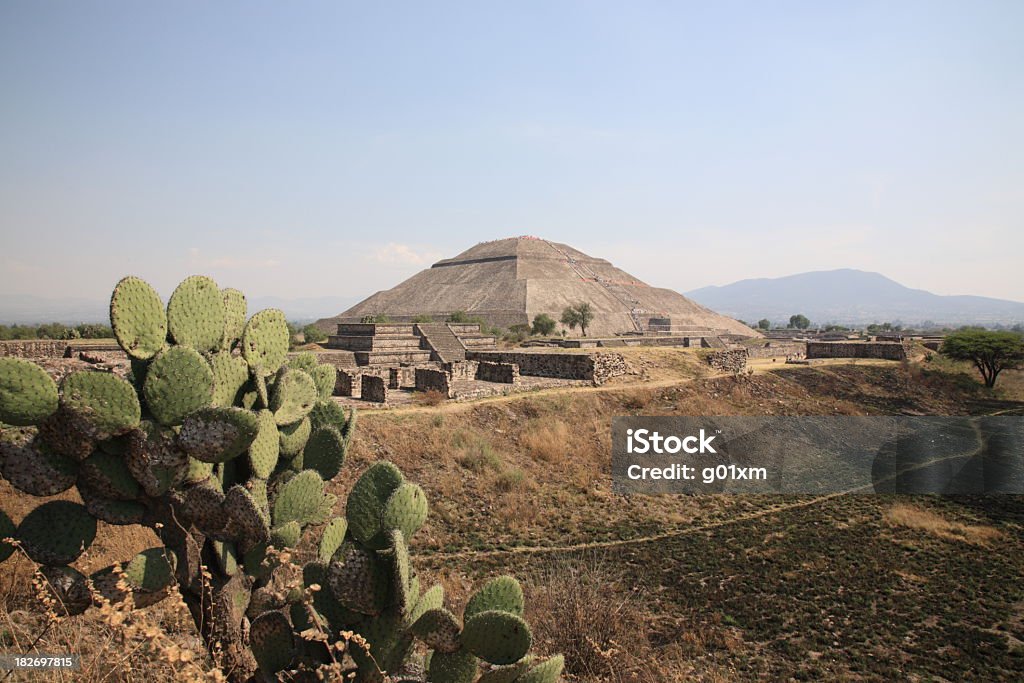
xmin=415 ymin=323 xmax=467 ymax=363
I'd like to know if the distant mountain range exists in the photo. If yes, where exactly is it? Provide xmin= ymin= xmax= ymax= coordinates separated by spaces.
xmin=0 ymin=294 xmax=359 ymax=326
xmin=685 ymin=269 xmax=1024 ymax=326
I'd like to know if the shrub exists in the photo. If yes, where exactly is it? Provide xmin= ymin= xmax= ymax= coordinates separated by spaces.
xmin=301 ymin=323 xmax=327 ymax=343
xmin=532 ymin=314 xmax=557 ymax=336
xmin=0 ymin=275 xmax=562 ymax=683
xmin=417 ymin=389 xmax=447 ymax=406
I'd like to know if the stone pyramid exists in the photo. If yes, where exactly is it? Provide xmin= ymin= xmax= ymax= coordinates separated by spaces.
xmin=319 ymin=236 xmax=756 ymax=338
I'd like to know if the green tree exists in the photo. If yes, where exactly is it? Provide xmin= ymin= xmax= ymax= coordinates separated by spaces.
xmin=789 ymin=314 xmax=810 ymax=330
xmin=531 ymin=313 xmax=557 ymax=336
xmin=940 ymin=328 xmax=1024 ymax=388
xmin=75 ymin=323 xmax=114 ymax=338
xmin=301 ymin=323 xmax=327 ymax=344
xmin=757 ymin=318 xmax=771 ymax=330
xmin=561 ymin=302 xmax=595 ymax=337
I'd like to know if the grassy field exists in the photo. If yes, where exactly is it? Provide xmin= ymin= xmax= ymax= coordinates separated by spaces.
xmin=2 ymin=349 xmax=1022 ymax=681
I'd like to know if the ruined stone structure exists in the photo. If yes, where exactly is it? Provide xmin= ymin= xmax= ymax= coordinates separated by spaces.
xmin=806 ymin=341 xmax=909 ymax=360
xmin=744 ymin=341 xmax=807 ymax=359
xmin=415 ymin=368 xmax=452 ymax=397
xmin=360 ymin=374 xmax=389 ymax=403
xmin=705 ymin=349 xmax=749 ymax=373
xmin=466 ymin=350 xmax=627 ymax=385
xmin=317 ymin=237 xmax=757 ymax=338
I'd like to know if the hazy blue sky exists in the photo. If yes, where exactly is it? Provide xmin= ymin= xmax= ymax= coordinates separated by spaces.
xmin=2 ymin=0 xmax=1022 ymax=305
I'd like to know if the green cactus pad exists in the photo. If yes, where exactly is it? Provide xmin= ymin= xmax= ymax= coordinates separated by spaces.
xmin=271 ymin=469 xmax=324 ymax=527
xmin=381 ymin=482 xmax=428 ymax=540
xmin=461 ymin=610 xmax=532 ymax=665
xmin=247 ymin=477 xmax=269 ymax=513
xmin=327 ymin=543 xmax=389 ymax=616
xmin=0 ymin=436 xmax=78 ymax=497
xmin=78 ymin=483 xmax=147 ymax=525
xmin=143 ymin=346 xmax=214 ymax=426
xmin=247 ymin=409 xmax=280 ymax=478
xmin=249 ymin=610 xmax=296 ymax=674
xmin=476 ymin=659 xmax=535 ymax=683
xmin=241 ymin=309 xmax=290 ymax=375
xmin=213 ymin=540 xmax=239 ymax=576
xmin=0 ymin=509 xmax=15 ymax=564
xmin=208 ymin=352 xmax=250 ymax=407
xmin=413 ymin=608 xmax=463 ymax=654
xmin=167 ymin=275 xmax=226 ymax=352
xmin=347 ymin=461 xmax=404 ymax=547
xmin=181 ymin=481 xmax=228 ymax=536
xmin=179 ymin=407 xmax=260 ymax=463
xmin=316 ymin=517 xmax=348 ymax=565
xmin=286 ymin=352 xmax=319 ymax=374
xmin=308 ymin=399 xmax=348 ymax=432
xmin=60 ymin=371 xmax=141 ymax=438
xmin=310 ymin=364 xmax=337 ymax=401
xmin=224 ymin=484 xmax=270 ymax=548
xmin=17 ymin=501 xmax=96 ymax=565
xmin=268 ymin=520 xmax=301 ymax=549
xmin=303 ymin=426 xmax=348 ymax=481
xmin=37 ymin=407 xmax=96 ymax=460
xmin=79 ymin=450 xmax=142 ymax=501
xmin=407 ymin=584 xmax=445 ymax=630
xmin=38 ymin=565 xmax=92 ymax=616
xmin=465 ymin=576 xmax=525 ymax=620
xmin=184 ymin=456 xmax=215 ymax=483
xmin=516 ymin=655 xmax=564 ymax=683
xmin=221 ymin=288 xmax=247 ymax=350
xmin=0 ymin=358 xmax=59 ymax=426
xmin=124 ymin=547 xmax=177 ymax=592
xmin=278 ymin=416 xmax=311 ymax=458
xmin=110 ymin=276 xmax=167 ymax=360
xmin=427 ymin=648 xmax=478 ymax=683
xmin=302 ymin=561 xmax=361 ymax=629
xmin=269 ymin=368 xmax=317 ymax=426
xmin=125 ymin=423 xmax=188 ymax=496
xmin=388 ymin=529 xmax=413 ymax=615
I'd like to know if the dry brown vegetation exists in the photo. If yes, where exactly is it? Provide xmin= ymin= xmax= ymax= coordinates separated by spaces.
xmin=884 ymin=503 xmax=1005 ymax=546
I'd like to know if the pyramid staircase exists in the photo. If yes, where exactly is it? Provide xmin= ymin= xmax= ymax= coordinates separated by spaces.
xmin=415 ymin=323 xmax=467 ymax=363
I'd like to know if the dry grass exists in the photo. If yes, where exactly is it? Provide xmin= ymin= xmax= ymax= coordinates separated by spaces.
xmin=884 ymin=503 xmax=1005 ymax=546
xmin=416 ymin=389 xmax=447 ymax=406
xmin=519 ymin=417 xmax=571 ymax=463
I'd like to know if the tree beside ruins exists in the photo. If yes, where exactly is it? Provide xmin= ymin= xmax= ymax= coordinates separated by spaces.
xmin=561 ymin=303 xmax=595 ymax=337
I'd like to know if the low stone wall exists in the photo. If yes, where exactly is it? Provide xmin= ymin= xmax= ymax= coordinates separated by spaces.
xmin=705 ymin=349 xmax=748 ymax=373
xmin=467 ymin=350 xmax=627 ymax=386
xmin=415 ymin=368 xmax=452 ymax=398
xmin=745 ymin=342 xmax=806 ymax=359
xmin=361 ymin=374 xmax=389 ymax=403
xmin=388 ymin=366 xmax=417 ymax=389
xmin=476 ymin=361 xmax=519 ymax=384
xmin=336 ymin=369 xmax=362 ymax=398
xmin=445 ymin=360 xmax=480 ymax=380
xmin=0 ymin=340 xmax=71 ymax=358
xmin=806 ymin=342 xmax=908 ymax=360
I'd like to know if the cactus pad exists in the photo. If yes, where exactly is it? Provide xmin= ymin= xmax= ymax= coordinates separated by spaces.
xmin=278 ymin=416 xmax=311 ymax=458
xmin=516 ymin=655 xmax=564 ymax=683
xmin=36 ymin=407 xmax=96 ymax=460
xmin=125 ymin=423 xmax=188 ymax=496
xmin=38 ymin=565 xmax=92 ymax=616
xmin=0 ymin=509 xmax=15 ymax=564
xmin=381 ymin=482 xmax=428 ymax=540
xmin=213 ymin=540 xmax=239 ymax=576
xmin=465 ymin=576 xmax=525 ymax=620
xmin=317 ymin=517 xmax=348 ymax=564
xmin=250 ymin=610 xmax=296 ymax=674
xmin=17 ymin=501 xmax=96 ymax=565
xmin=461 ymin=610 xmax=532 ymax=665
xmin=167 ymin=275 xmax=226 ymax=352
xmin=124 ymin=547 xmax=177 ymax=592
xmin=247 ymin=409 xmax=280 ymax=478
xmin=286 ymin=352 xmax=318 ymax=374
xmin=308 ymin=399 xmax=349 ymax=432
xmin=110 ymin=276 xmax=167 ymax=360
xmin=270 ymin=368 xmax=317 ymax=426
xmin=78 ymin=483 xmax=147 ymax=525
xmin=60 ymin=371 xmax=141 ymax=438
xmin=272 ymin=469 xmax=324 ymax=527
xmin=327 ymin=543 xmax=388 ymax=615
xmin=310 ymin=364 xmax=337 ymax=401
xmin=221 ymin=288 xmax=247 ymax=350
xmin=179 ymin=407 xmax=260 ymax=463
xmin=181 ymin=481 xmax=228 ymax=536
xmin=224 ymin=484 xmax=270 ymax=548
xmin=0 ymin=436 xmax=78 ymax=497
xmin=0 ymin=358 xmax=59 ymax=426
xmin=302 ymin=426 xmax=347 ymax=480
xmin=269 ymin=520 xmax=301 ymax=549
xmin=185 ymin=456 xmax=215 ymax=483
xmin=208 ymin=352 xmax=250 ymax=407
xmin=413 ymin=608 xmax=463 ymax=653
xmin=427 ymin=648 xmax=478 ymax=683
xmin=79 ymin=450 xmax=142 ymax=501
xmin=241 ymin=309 xmax=290 ymax=375
xmin=143 ymin=346 xmax=214 ymax=426
xmin=407 ymin=584 xmax=445 ymax=630
xmin=347 ymin=461 xmax=404 ymax=546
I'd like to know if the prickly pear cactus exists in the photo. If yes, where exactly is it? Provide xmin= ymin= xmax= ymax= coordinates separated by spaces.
xmin=0 ymin=274 xmax=562 ymax=683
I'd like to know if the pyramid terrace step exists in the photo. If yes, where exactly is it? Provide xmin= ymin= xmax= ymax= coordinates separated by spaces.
xmin=354 ymin=349 xmax=434 ymax=366
xmin=336 ymin=323 xmax=415 ymax=336
xmin=328 ymin=335 xmax=424 ymax=351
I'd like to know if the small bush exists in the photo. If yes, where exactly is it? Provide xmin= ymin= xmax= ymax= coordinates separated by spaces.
xmin=457 ymin=441 xmax=503 ymax=472
xmin=494 ymin=468 xmax=529 ymax=492
xmin=417 ymin=389 xmax=447 ymax=406
xmin=520 ymin=418 xmax=570 ymax=463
